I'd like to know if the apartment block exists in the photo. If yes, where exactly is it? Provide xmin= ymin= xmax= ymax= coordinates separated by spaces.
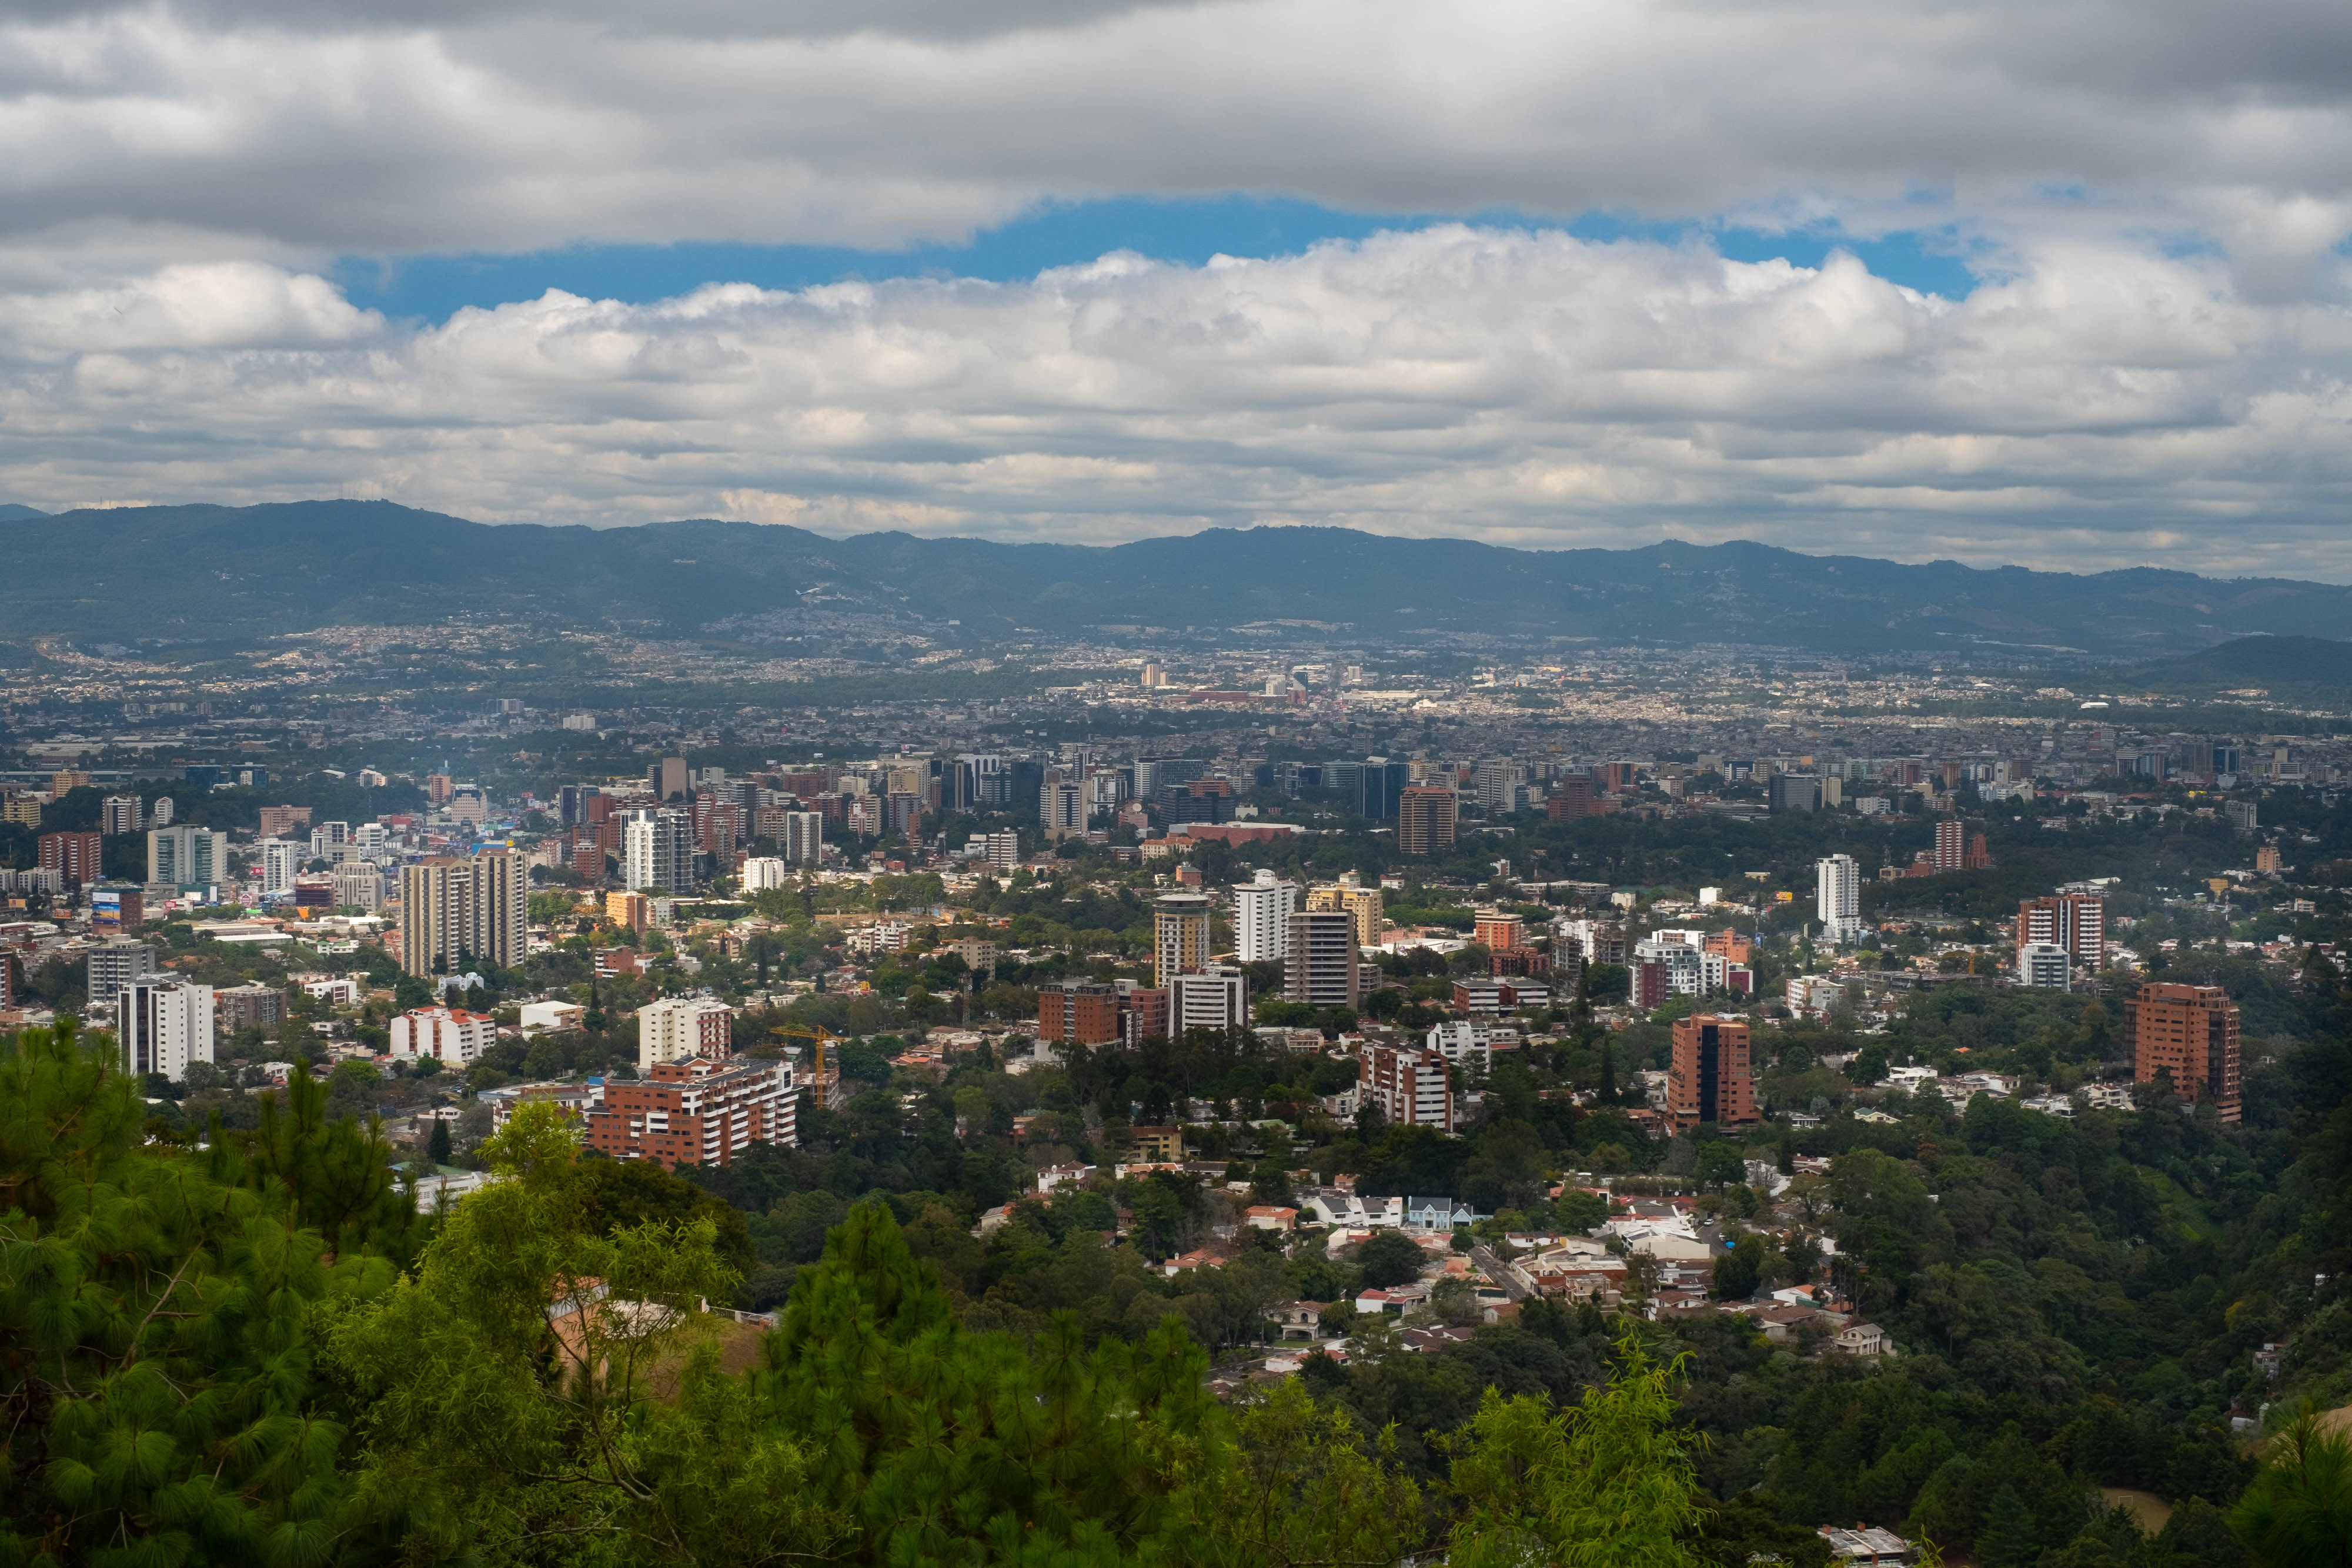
xmin=584 ymin=1057 xmax=796 ymax=1169
xmin=118 ymin=978 xmax=214 ymax=1082
xmin=638 ymin=995 xmax=735 ymax=1073
xmin=1360 ymin=1044 xmax=1454 ymax=1131
xmin=1667 ymin=1014 xmax=1759 ymax=1131
xmin=2127 ymin=982 xmax=2241 ymax=1123
xmin=389 ymin=1008 xmax=496 ymax=1065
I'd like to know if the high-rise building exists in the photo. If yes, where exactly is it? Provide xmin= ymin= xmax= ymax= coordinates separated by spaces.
xmin=1361 ymin=758 xmax=1411 ymax=820
xmin=1041 ymin=773 xmax=1087 ymax=842
xmin=38 ymin=831 xmax=103 ymax=889
xmin=1547 ymin=775 xmax=1599 ymax=819
xmin=782 ymin=811 xmax=826 ymax=867
xmin=1473 ymin=760 xmax=1521 ymax=813
xmin=1666 ymin=1014 xmax=1758 ymax=1131
xmin=2127 ymin=982 xmax=2241 ymax=1123
xmin=2017 ymin=942 xmax=2071 ymax=988
xmin=740 ymin=857 xmax=790 ymax=891
xmin=623 ymin=808 xmax=697 ymax=894
xmin=100 ymin=794 xmax=143 ymax=835
xmin=398 ymin=850 xmax=529 ymax=978
xmin=650 ymin=755 xmax=690 ymax=801
xmin=1234 ymin=869 xmax=1297 ymax=962
xmin=1816 ymin=854 xmax=1863 ymax=942
xmin=1360 ymin=1044 xmax=1452 ymax=1131
xmin=1398 ymin=785 xmax=1458 ymax=855
xmin=1474 ymin=910 xmax=1526 ymax=952
xmin=884 ymin=790 xmax=923 ymax=838
xmin=118 ymin=978 xmax=214 ymax=1082
xmin=87 ymin=940 xmax=158 ymax=1008
xmin=147 ymin=825 xmax=229 ymax=890
xmin=259 ymin=838 xmax=304 ymax=895
xmin=975 ymin=829 xmax=1020 ymax=873
xmin=1933 ymin=818 xmax=1966 ymax=871
xmin=2016 ymin=892 xmax=2104 ymax=973
xmin=1170 ymin=965 xmax=1248 ymax=1034
xmin=584 ymin=1057 xmax=795 ymax=1169
xmin=1284 ymin=908 xmax=1361 ymax=1009
xmin=215 ymin=983 xmax=287 ymax=1032
xmin=638 ymin=995 xmax=735 ymax=1072
xmin=1154 ymin=891 xmax=1212 ymax=988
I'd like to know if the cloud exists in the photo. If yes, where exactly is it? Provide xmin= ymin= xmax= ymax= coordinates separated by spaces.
xmin=1 ymin=0 xmax=2351 ymax=282
xmin=3 ymin=228 xmax=2348 ymax=576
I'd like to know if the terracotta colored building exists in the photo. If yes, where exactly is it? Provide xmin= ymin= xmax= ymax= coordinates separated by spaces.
xmin=2126 ymin=982 xmax=2241 ymax=1123
xmin=582 ymin=1056 xmax=795 ymax=1169
xmin=1038 ymin=981 xmax=1121 ymax=1045
xmin=1667 ymin=1014 xmax=1759 ymax=1131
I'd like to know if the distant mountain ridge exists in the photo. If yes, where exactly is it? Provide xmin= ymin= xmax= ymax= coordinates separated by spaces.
xmin=2 ymin=498 xmax=2347 ymax=657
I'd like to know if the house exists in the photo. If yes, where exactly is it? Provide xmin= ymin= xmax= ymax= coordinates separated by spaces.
xmin=1402 ymin=1196 xmax=1484 ymax=1231
xmin=1817 ymin=1524 xmax=1917 ymax=1565
xmin=1354 ymin=1282 xmax=1432 ymax=1315
xmin=1268 ymin=1301 xmax=1327 ymax=1340
xmin=1245 ymin=1205 xmax=1298 ymax=1232
xmin=1162 ymin=1245 xmax=1237 ymax=1278
xmin=1036 ymin=1162 xmax=1097 ymax=1195
xmin=1835 ymin=1322 xmax=1889 ymax=1356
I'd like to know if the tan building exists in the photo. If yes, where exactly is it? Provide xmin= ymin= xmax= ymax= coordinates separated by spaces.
xmin=1154 ymin=891 xmax=1212 ymax=988
xmin=1284 ymin=908 xmax=1361 ymax=1009
xmin=1309 ymin=877 xmax=1384 ymax=949
xmin=1666 ymin=1014 xmax=1759 ymax=1132
xmin=399 ymin=848 xmax=528 ymax=977
xmin=2126 ymin=982 xmax=2241 ymax=1123
xmin=1398 ymin=785 xmax=1458 ymax=855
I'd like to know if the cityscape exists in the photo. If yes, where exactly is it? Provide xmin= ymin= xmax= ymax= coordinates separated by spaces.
xmin=7 ymin=0 xmax=2352 ymax=1557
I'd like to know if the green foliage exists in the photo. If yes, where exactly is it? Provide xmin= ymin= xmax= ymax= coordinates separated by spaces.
xmin=2233 ymin=1409 xmax=2352 ymax=1568
xmin=1353 ymin=1230 xmax=1426 ymax=1290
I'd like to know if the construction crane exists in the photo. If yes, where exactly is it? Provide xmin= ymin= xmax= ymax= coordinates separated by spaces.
xmin=772 ymin=1024 xmax=841 ymax=1109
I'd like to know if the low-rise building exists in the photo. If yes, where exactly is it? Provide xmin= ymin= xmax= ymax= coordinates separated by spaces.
xmin=583 ymin=1056 xmax=796 ymax=1168
xmin=390 ymin=1007 xmax=495 ymax=1065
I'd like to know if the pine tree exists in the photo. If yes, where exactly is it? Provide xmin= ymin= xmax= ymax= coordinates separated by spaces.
xmin=428 ymin=1114 xmax=453 ymax=1166
xmin=1976 ymin=1485 xmax=2040 ymax=1568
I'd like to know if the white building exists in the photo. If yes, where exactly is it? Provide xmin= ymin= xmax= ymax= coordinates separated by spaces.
xmin=623 ymin=808 xmax=696 ymax=893
xmin=1360 ymin=1044 xmax=1454 ymax=1131
xmin=2017 ymin=941 xmax=2071 ymax=989
xmin=389 ymin=1007 xmax=495 ymax=1065
xmin=519 ymin=999 xmax=586 ymax=1034
xmin=302 ymin=977 xmax=360 ymax=1007
xmin=1234 ymin=868 xmax=1297 ymax=963
xmin=1171 ymin=965 xmax=1249 ymax=1032
xmin=638 ymin=995 xmax=734 ymax=1072
xmin=1817 ymin=854 xmax=1864 ymax=942
xmin=148 ymin=824 xmax=230 ymax=890
xmin=740 ymin=856 xmax=791 ymax=891
xmin=259 ymin=838 xmax=305 ymax=895
xmin=783 ymin=812 xmax=827 ymax=867
xmin=118 ymin=978 xmax=213 ymax=1081
xmin=1632 ymin=937 xmax=1705 ymax=995
xmin=88 ymin=940 xmax=158 ymax=1008
xmin=1426 ymin=1018 xmax=1493 ymax=1072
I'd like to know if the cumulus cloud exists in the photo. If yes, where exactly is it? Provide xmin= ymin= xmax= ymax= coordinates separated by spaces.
xmin=3 ymin=229 xmax=2348 ymax=576
xmin=0 ymin=0 xmax=2350 ymax=279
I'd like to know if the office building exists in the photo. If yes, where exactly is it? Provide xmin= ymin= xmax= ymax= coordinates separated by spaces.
xmin=259 ymin=838 xmax=304 ymax=896
xmin=1360 ymin=758 xmax=1411 ymax=821
xmin=622 ymin=808 xmax=697 ymax=894
xmin=1037 ymin=981 xmax=1122 ymax=1045
xmin=331 ymin=861 xmax=384 ymax=912
xmin=1397 ymin=785 xmax=1458 ymax=855
xmin=118 ymin=978 xmax=214 ymax=1082
xmin=1474 ymin=760 xmax=1521 ymax=813
xmin=399 ymin=849 xmax=529 ymax=978
xmin=1171 ymin=965 xmax=1248 ymax=1034
xmin=650 ymin=755 xmax=690 ymax=801
xmin=1154 ymin=891 xmax=1213 ymax=988
xmin=148 ymin=825 xmax=229 ymax=891
xmin=39 ymin=830 xmax=103 ymax=889
xmin=844 ymin=795 xmax=882 ymax=839
xmin=1667 ymin=1014 xmax=1759 ymax=1131
xmin=1307 ymin=877 xmax=1383 ymax=950
xmin=2017 ymin=941 xmax=2071 ymax=988
xmin=256 ymin=805 xmax=311 ymax=840
xmin=2016 ymin=892 xmax=2104 ymax=972
xmin=1234 ymin=869 xmax=1297 ymax=962
xmin=584 ymin=1056 xmax=795 ymax=1169
xmin=1041 ymin=773 xmax=1087 ymax=842
xmin=975 ymin=830 xmax=1020 ymax=873
xmin=1767 ymin=774 xmax=1820 ymax=813
xmin=1360 ymin=1044 xmax=1453 ymax=1132
xmin=2127 ymin=982 xmax=2241 ymax=1123
xmin=100 ymin=794 xmax=143 ymax=835
xmin=638 ymin=995 xmax=735 ymax=1072
xmin=1816 ymin=854 xmax=1863 ymax=942
xmin=1548 ymin=775 xmax=1599 ymax=819
xmin=1284 ymin=908 xmax=1361 ymax=1009
xmin=88 ymin=884 xmax=142 ymax=934
xmin=87 ymin=940 xmax=158 ymax=1008
xmin=884 ymin=790 xmax=923 ymax=839
xmin=2226 ymin=800 xmax=2259 ymax=833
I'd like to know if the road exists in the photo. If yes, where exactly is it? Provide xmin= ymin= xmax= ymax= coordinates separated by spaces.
xmin=1472 ymin=1243 xmax=1529 ymax=1302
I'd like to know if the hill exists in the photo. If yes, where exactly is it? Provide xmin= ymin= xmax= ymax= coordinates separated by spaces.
xmin=6 ymin=498 xmax=2351 ymax=654
xmin=2126 ymin=634 xmax=2352 ymax=703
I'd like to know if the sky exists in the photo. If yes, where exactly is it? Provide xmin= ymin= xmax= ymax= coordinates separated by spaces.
xmin=3 ymin=0 xmax=2352 ymax=578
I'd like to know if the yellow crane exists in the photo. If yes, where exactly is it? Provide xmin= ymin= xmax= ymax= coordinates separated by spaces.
xmin=772 ymin=1024 xmax=841 ymax=1109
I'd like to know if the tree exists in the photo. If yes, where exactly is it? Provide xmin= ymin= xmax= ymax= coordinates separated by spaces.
xmin=1355 ymin=1230 xmax=1426 ymax=1290
xmin=1711 ymin=1236 xmax=1765 ymax=1301
xmin=427 ymin=1114 xmax=453 ymax=1165
xmin=1977 ymin=1485 xmax=2040 ymax=1568
xmin=2233 ymin=1407 xmax=2352 ymax=1568
xmin=1448 ymin=1328 xmax=1709 ymax=1567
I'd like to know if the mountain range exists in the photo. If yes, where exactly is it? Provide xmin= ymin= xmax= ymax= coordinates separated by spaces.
xmin=5 ymin=499 xmax=2349 ymax=661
